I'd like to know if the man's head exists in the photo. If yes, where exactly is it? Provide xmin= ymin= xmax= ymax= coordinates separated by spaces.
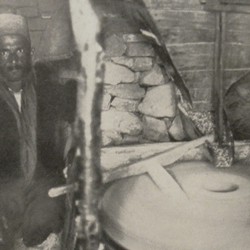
xmin=0 ymin=34 xmax=31 ymax=84
xmin=0 ymin=13 xmax=31 ymax=89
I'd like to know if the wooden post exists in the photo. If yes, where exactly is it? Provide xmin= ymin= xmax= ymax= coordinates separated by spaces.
xmin=69 ymin=0 xmax=103 ymax=249
xmin=213 ymin=11 xmax=226 ymax=145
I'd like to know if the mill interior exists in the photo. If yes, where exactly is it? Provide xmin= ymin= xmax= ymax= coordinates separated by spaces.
xmin=1 ymin=0 xmax=250 ymax=249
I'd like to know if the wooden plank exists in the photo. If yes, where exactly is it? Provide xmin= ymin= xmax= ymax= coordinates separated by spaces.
xmin=150 ymin=9 xmax=216 ymax=30
xmin=172 ymin=53 xmax=213 ymax=71
xmin=167 ymin=43 xmax=214 ymax=70
xmin=227 ymin=30 xmax=250 ymax=45
xmin=104 ymin=135 xmax=213 ymax=184
xmin=101 ymin=141 xmax=250 ymax=173
xmin=143 ymin=0 xmax=250 ymax=110
xmin=145 ymin=0 xmax=207 ymax=11
xmin=220 ymin=0 xmax=250 ymax=5
xmin=180 ymin=70 xmax=214 ymax=88
xmin=226 ymin=12 xmax=250 ymax=31
xmin=101 ymin=140 xmax=208 ymax=173
xmin=169 ymin=42 xmax=250 ymax=72
xmin=167 ymin=43 xmax=214 ymax=56
xmin=161 ymin=27 xmax=215 ymax=44
xmin=148 ymin=9 xmax=216 ymax=44
xmin=225 ymin=43 xmax=250 ymax=68
xmin=202 ymin=0 xmax=250 ymax=13
xmin=180 ymin=69 xmax=250 ymax=90
xmin=224 ymin=69 xmax=250 ymax=88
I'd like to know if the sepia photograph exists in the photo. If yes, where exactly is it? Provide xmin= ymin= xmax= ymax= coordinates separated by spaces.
xmin=0 ymin=0 xmax=250 ymax=249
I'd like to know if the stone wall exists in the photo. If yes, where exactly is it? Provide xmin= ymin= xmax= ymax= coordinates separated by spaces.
xmin=101 ymin=33 xmax=186 ymax=146
xmin=0 ymin=0 xmax=232 ymax=146
xmin=1 ymin=0 xmax=215 ymax=113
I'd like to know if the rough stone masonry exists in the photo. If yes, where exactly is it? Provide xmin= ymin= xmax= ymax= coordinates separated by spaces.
xmin=101 ymin=33 xmax=187 ymax=146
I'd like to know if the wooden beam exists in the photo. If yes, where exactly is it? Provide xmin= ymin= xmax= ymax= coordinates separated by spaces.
xmin=202 ymin=0 xmax=250 ymax=13
xmin=68 ymin=0 xmax=103 ymax=249
xmin=213 ymin=12 xmax=227 ymax=144
xmin=220 ymin=0 xmax=250 ymax=5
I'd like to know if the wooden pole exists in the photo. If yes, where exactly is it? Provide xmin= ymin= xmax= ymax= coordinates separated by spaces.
xmin=69 ymin=0 xmax=103 ymax=249
xmin=211 ymin=10 xmax=234 ymax=167
xmin=213 ymin=11 xmax=226 ymax=146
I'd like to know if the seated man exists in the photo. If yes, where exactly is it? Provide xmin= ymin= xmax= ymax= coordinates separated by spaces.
xmin=0 ymin=10 xmax=73 ymax=248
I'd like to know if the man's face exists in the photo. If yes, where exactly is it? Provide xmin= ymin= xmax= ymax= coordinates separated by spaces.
xmin=0 ymin=34 xmax=31 ymax=83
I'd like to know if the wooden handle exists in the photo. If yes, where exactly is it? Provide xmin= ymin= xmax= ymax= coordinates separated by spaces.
xmin=104 ymin=135 xmax=213 ymax=183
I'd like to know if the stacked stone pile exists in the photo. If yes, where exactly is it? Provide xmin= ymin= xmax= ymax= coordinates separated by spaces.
xmin=101 ymin=33 xmax=187 ymax=146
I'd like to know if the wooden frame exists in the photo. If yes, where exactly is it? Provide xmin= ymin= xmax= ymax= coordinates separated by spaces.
xmin=201 ymin=0 xmax=250 ymax=13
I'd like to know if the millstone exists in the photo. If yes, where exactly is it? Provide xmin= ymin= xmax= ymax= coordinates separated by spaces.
xmin=100 ymin=161 xmax=250 ymax=250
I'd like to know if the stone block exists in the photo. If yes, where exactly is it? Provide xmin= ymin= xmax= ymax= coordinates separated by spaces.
xmin=103 ymin=84 xmax=113 ymax=93
xmin=102 ymin=130 xmax=122 ymax=147
xmin=140 ymin=64 xmax=165 ymax=86
xmin=102 ymin=93 xmax=112 ymax=111
xmin=123 ymin=33 xmax=147 ymax=43
xmin=138 ymin=84 xmax=177 ymax=118
xmin=133 ymin=57 xmax=153 ymax=71
xmin=104 ymin=61 xmax=135 ymax=85
xmin=135 ymin=72 xmax=141 ymax=82
xmin=111 ymin=97 xmax=140 ymax=112
xmin=111 ymin=57 xmax=134 ymax=69
xmin=168 ymin=115 xmax=186 ymax=141
xmin=107 ymin=83 xmax=145 ymax=100
xmin=104 ymin=34 xmax=127 ymax=57
xmin=126 ymin=43 xmax=155 ymax=57
xmin=142 ymin=116 xmax=170 ymax=142
xmin=121 ymin=134 xmax=142 ymax=145
xmin=101 ymin=108 xmax=142 ymax=135
xmin=164 ymin=117 xmax=174 ymax=129
xmin=112 ymin=56 xmax=153 ymax=72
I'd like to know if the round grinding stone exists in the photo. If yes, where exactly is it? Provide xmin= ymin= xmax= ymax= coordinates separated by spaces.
xmin=100 ymin=161 xmax=250 ymax=250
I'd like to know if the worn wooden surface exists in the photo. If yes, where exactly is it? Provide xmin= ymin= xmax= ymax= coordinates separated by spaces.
xmin=101 ymin=141 xmax=250 ymax=174
xmin=203 ymin=0 xmax=250 ymax=13
xmin=102 ymin=136 xmax=213 ymax=182
xmin=140 ymin=0 xmax=250 ymax=110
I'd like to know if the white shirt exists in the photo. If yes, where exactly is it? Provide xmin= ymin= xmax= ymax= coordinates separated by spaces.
xmin=9 ymin=88 xmax=23 ymax=111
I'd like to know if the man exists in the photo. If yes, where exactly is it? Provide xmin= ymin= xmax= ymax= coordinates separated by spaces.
xmin=0 ymin=11 xmax=66 ymax=248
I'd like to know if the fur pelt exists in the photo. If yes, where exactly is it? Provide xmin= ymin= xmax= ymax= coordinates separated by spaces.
xmin=225 ymin=72 xmax=250 ymax=140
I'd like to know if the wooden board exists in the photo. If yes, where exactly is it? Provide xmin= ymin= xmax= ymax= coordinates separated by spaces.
xmin=101 ymin=141 xmax=250 ymax=173
xmin=220 ymin=0 xmax=250 ymax=5
xmin=202 ymin=0 xmax=250 ymax=13
xmin=145 ymin=0 xmax=208 ymax=11
xmin=143 ymin=0 xmax=250 ymax=111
